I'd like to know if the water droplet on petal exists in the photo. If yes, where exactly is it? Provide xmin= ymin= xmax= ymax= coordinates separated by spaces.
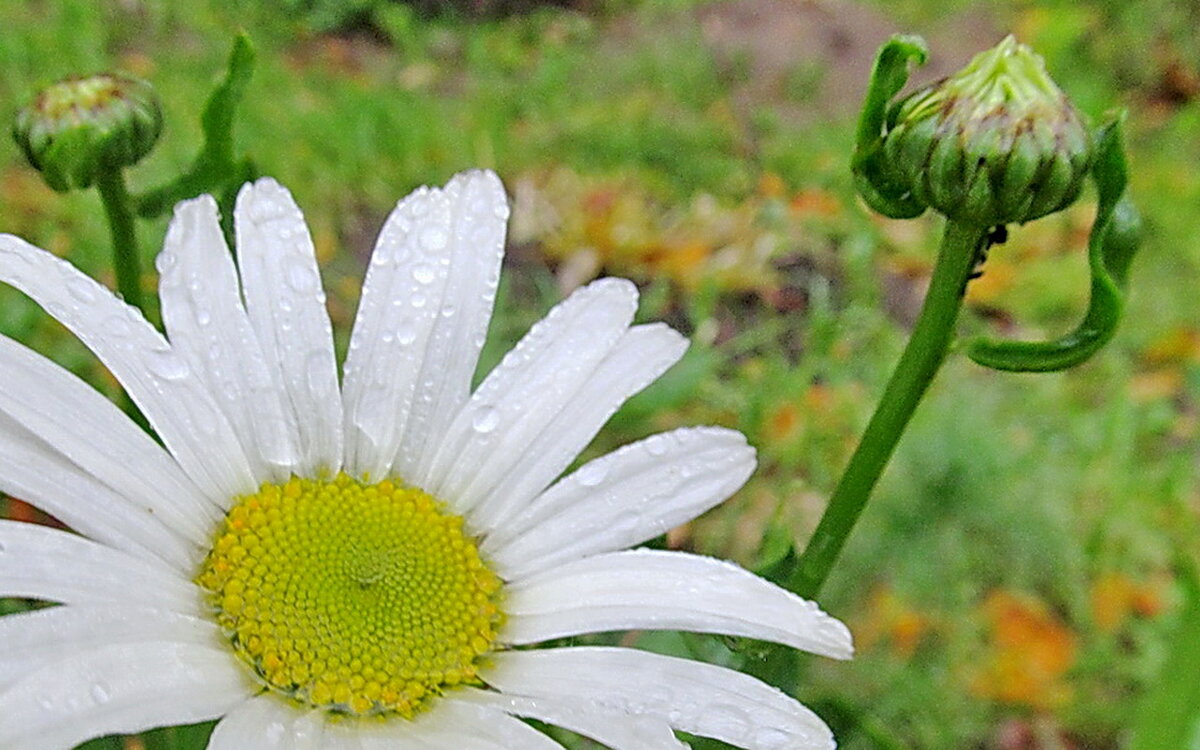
xmin=305 ymin=349 xmax=336 ymax=398
xmin=65 ymin=277 xmax=97 ymax=303
xmin=396 ymin=319 xmax=417 ymax=345
xmin=420 ymin=226 xmax=448 ymax=251
xmin=645 ymin=435 xmax=669 ymax=457
xmin=412 ymin=263 xmax=437 ymax=284
xmin=90 ymin=682 xmax=111 ymax=705
xmin=103 ymin=315 xmax=134 ymax=338
xmin=264 ymin=721 xmax=285 ymax=744
xmin=147 ymin=349 xmax=190 ymax=380
xmin=755 ymin=728 xmax=792 ymax=750
xmin=472 ymin=405 xmax=500 ymax=434
xmin=574 ymin=462 xmax=608 ymax=487
xmin=286 ymin=261 xmax=318 ymax=293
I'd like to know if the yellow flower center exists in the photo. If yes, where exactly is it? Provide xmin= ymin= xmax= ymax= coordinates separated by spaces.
xmin=196 ymin=473 xmax=504 ymax=718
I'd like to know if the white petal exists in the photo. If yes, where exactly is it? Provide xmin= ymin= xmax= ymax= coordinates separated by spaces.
xmin=457 ymin=686 xmax=688 ymax=750
xmin=343 ymin=170 xmax=507 ymax=480
xmin=504 ymin=549 xmax=853 ymax=660
xmin=0 ymin=234 xmax=256 ymax=500
xmin=0 ymin=411 xmax=198 ymax=572
xmin=209 ymin=694 xmax=324 ymax=750
xmin=485 ymin=427 xmax=754 ymax=577
xmin=0 ymin=604 xmax=221 ymax=691
xmin=350 ymin=697 xmax=566 ymax=750
xmin=419 ymin=278 xmax=637 ymax=514
xmin=0 ymin=641 xmax=253 ymax=750
xmin=0 ymin=333 xmax=218 ymax=540
xmin=159 ymin=194 xmax=300 ymax=480
xmin=469 ymin=323 xmax=689 ymax=532
xmin=0 ymin=520 xmax=199 ymax=611
xmin=234 ymin=179 xmax=343 ymax=476
xmin=488 ymin=647 xmax=836 ymax=750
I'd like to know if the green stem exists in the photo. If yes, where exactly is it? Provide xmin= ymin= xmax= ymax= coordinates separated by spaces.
xmin=790 ymin=220 xmax=986 ymax=598
xmin=95 ymin=167 xmax=152 ymax=431
xmin=95 ymin=168 xmax=145 ymax=314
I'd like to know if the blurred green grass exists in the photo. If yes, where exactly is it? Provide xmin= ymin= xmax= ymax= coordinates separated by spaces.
xmin=1 ymin=1 xmax=1198 ymax=748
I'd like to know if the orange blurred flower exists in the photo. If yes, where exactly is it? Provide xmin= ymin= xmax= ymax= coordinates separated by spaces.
xmin=1090 ymin=572 xmax=1166 ymax=632
xmin=854 ymin=584 xmax=930 ymax=659
xmin=969 ymin=590 xmax=1077 ymax=710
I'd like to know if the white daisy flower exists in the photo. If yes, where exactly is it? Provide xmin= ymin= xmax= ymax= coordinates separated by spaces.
xmin=0 ymin=170 xmax=852 ymax=750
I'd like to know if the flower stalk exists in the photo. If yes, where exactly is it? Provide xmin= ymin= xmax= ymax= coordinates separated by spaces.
xmin=790 ymin=219 xmax=984 ymax=597
xmin=787 ymin=35 xmax=1142 ymax=599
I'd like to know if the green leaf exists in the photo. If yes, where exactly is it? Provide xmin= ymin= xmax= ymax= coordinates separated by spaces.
xmin=965 ymin=114 xmax=1143 ymax=372
xmin=1128 ymin=564 xmax=1200 ymax=750
xmin=850 ymin=35 xmax=929 ymax=219
xmin=135 ymin=34 xmax=256 ymax=218
xmin=139 ymin=720 xmax=217 ymax=750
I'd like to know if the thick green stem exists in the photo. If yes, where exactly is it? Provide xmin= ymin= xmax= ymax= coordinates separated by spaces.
xmin=95 ymin=167 xmax=145 ymax=314
xmin=790 ymin=220 xmax=985 ymax=599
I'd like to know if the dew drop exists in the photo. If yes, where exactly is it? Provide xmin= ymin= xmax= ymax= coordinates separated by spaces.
xmin=412 ymin=263 xmax=437 ymax=284
xmin=420 ymin=226 xmax=449 ymax=251
xmin=305 ymin=350 xmax=336 ymax=398
xmin=611 ymin=510 xmax=642 ymax=536
xmin=147 ymin=349 xmax=190 ymax=380
xmin=103 ymin=315 xmax=134 ymax=338
xmin=755 ymin=728 xmax=792 ymax=750
xmin=645 ymin=435 xmax=669 ymax=457
xmin=574 ymin=462 xmax=609 ymax=487
xmin=410 ymin=292 xmax=427 ymax=309
xmin=155 ymin=250 xmax=177 ymax=273
xmin=264 ymin=721 xmax=285 ymax=744
xmin=396 ymin=319 xmax=418 ymax=345
xmin=471 ymin=405 xmax=500 ymax=434
xmin=195 ymin=308 xmax=213 ymax=327
xmin=90 ymin=682 xmax=111 ymax=705
xmin=286 ymin=261 xmax=318 ymax=293
xmin=65 ymin=277 xmax=97 ymax=303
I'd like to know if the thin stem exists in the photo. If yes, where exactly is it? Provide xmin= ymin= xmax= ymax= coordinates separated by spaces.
xmin=790 ymin=220 xmax=985 ymax=599
xmin=94 ymin=167 xmax=151 ymax=432
xmin=95 ymin=168 xmax=145 ymax=314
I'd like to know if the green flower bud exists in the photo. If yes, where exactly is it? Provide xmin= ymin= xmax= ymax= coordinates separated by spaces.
xmin=881 ymin=36 xmax=1092 ymax=227
xmin=13 ymin=73 xmax=162 ymax=192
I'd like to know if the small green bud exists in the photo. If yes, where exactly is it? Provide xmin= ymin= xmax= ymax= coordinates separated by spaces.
xmin=13 ymin=73 xmax=163 ymax=192
xmin=881 ymin=36 xmax=1092 ymax=226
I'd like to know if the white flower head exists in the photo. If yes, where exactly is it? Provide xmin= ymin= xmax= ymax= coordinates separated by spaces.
xmin=0 ymin=171 xmax=852 ymax=749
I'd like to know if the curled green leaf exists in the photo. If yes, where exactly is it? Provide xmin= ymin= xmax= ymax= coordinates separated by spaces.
xmin=135 ymin=34 xmax=256 ymax=218
xmin=851 ymin=35 xmax=929 ymax=219
xmin=965 ymin=116 xmax=1142 ymax=372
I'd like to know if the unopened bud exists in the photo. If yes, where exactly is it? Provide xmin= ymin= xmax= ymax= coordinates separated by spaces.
xmin=13 ymin=73 xmax=162 ymax=192
xmin=881 ymin=36 xmax=1091 ymax=226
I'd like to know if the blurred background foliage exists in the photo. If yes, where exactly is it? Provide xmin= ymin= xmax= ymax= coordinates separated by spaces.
xmin=1 ymin=0 xmax=1198 ymax=748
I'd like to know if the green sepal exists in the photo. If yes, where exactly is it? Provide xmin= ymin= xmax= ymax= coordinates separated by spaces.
xmin=135 ymin=34 xmax=256 ymax=218
xmin=965 ymin=115 xmax=1141 ymax=372
xmin=851 ymin=35 xmax=929 ymax=219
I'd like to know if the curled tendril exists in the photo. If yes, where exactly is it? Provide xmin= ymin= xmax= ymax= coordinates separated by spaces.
xmin=965 ymin=116 xmax=1142 ymax=372
xmin=851 ymin=34 xmax=929 ymax=219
